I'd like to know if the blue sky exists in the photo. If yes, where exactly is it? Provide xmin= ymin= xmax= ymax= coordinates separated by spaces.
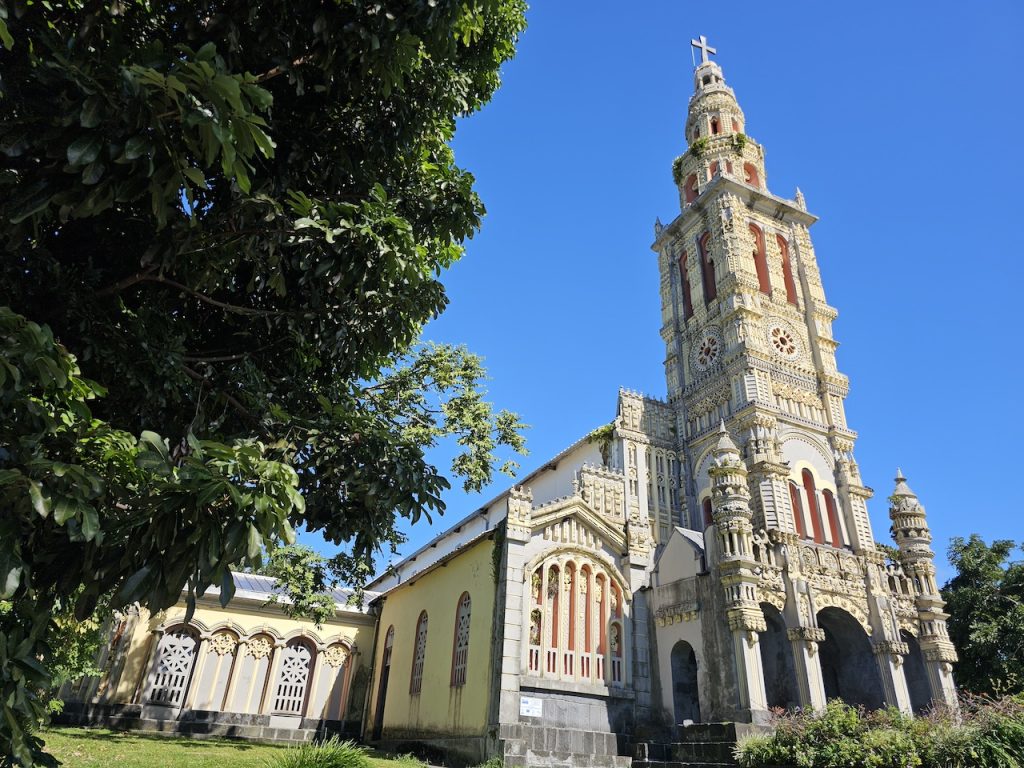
xmin=308 ymin=2 xmax=1024 ymax=583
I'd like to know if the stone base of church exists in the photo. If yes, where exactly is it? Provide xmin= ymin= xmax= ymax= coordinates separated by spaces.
xmin=53 ymin=702 xmax=355 ymax=744
xmin=497 ymin=723 xmax=631 ymax=768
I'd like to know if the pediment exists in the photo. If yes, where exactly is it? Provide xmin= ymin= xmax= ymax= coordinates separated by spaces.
xmin=530 ymin=497 xmax=627 ymax=553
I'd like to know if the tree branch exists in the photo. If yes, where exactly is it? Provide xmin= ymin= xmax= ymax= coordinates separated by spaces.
xmin=181 ymin=364 xmax=262 ymax=429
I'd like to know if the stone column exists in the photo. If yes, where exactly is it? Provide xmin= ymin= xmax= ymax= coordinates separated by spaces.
xmin=498 ymin=487 xmax=531 ymax=726
xmin=872 ymin=640 xmax=912 ymax=714
xmin=260 ymin=642 xmax=284 ymax=715
xmin=727 ymin=605 xmax=769 ymax=717
xmin=786 ymin=626 xmax=826 ymax=710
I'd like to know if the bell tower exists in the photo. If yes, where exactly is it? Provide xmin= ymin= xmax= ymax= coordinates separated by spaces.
xmin=652 ymin=41 xmax=874 ymax=554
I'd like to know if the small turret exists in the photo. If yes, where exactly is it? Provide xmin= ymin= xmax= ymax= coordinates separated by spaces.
xmin=888 ymin=469 xmax=938 ymax=597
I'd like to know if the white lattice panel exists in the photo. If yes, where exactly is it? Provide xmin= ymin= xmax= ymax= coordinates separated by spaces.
xmin=147 ymin=630 xmax=198 ymax=706
xmin=273 ymin=643 xmax=312 ymax=714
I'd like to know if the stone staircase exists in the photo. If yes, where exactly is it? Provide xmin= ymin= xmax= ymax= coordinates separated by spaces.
xmin=631 ymin=723 xmax=764 ymax=768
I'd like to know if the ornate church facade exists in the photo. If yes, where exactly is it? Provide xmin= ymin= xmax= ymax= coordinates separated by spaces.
xmin=65 ymin=40 xmax=958 ymax=766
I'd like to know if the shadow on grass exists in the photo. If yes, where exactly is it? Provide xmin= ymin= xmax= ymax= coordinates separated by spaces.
xmin=45 ymin=727 xmax=286 ymax=751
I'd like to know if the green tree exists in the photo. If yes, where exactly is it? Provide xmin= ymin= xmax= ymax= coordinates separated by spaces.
xmin=0 ymin=2 xmax=527 ymax=764
xmin=943 ymin=535 xmax=1024 ymax=696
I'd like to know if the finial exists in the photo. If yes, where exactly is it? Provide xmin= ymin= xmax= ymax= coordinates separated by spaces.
xmin=718 ymin=419 xmax=727 ymax=434
xmin=654 ymin=216 xmax=664 ymax=236
xmin=795 ymin=187 xmax=806 ymax=210
xmin=892 ymin=468 xmax=916 ymax=498
xmin=895 ymin=467 xmax=905 ymax=481
xmin=690 ymin=35 xmax=717 ymax=65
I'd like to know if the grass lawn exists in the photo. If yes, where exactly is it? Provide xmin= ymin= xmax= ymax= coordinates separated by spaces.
xmin=41 ymin=727 xmax=415 ymax=768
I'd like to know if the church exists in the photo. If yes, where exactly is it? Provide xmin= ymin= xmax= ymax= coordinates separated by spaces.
xmin=61 ymin=39 xmax=959 ymax=767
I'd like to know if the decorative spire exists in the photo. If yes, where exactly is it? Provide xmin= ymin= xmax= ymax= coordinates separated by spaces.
xmin=714 ymin=420 xmax=739 ymax=455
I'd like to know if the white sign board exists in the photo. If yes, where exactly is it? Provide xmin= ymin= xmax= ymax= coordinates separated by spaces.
xmin=519 ymin=696 xmax=543 ymax=718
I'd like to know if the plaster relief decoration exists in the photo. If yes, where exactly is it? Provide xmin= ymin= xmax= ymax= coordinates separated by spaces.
xmin=578 ymin=464 xmax=625 ymax=521
xmin=323 ymin=644 xmax=350 ymax=669
xmin=208 ymin=632 xmax=238 ymax=657
xmin=245 ymin=635 xmax=273 ymax=660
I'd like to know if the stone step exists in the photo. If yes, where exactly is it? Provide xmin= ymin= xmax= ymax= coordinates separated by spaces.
xmin=633 ymin=742 xmax=737 ymax=764
xmin=516 ymin=750 xmax=632 ymax=768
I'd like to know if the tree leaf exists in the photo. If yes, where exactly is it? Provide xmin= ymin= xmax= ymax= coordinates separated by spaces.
xmin=67 ymin=135 xmax=102 ymax=166
xmin=27 ymin=480 xmax=49 ymax=518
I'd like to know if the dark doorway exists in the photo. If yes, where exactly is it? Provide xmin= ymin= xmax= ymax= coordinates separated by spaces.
xmin=670 ymin=640 xmax=700 ymax=725
xmin=372 ymin=626 xmax=394 ymax=740
xmin=902 ymin=630 xmax=932 ymax=714
xmin=759 ymin=603 xmax=799 ymax=710
xmin=817 ymin=608 xmax=885 ymax=710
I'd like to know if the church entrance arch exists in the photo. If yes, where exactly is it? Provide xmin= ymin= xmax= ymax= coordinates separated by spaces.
xmin=758 ymin=603 xmax=799 ymax=710
xmin=902 ymin=630 xmax=931 ymax=713
xmin=817 ymin=608 xmax=884 ymax=709
xmin=372 ymin=626 xmax=394 ymax=740
xmin=670 ymin=640 xmax=700 ymax=725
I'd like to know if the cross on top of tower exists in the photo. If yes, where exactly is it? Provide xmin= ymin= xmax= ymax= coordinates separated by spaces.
xmin=690 ymin=35 xmax=717 ymax=65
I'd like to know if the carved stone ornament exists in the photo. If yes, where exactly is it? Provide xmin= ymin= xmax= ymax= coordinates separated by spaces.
xmin=245 ymin=636 xmax=273 ymax=660
xmin=323 ymin=644 xmax=350 ymax=668
xmin=208 ymin=632 xmax=238 ymax=656
xmin=765 ymin=318 xmax=803 ymax=361
xmin=690 ymin=326 xmax=724 ymax=373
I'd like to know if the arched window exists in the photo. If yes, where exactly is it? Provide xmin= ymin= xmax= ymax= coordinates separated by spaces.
xmin=580 ymin=565 xmax=593 ymax=678
xmin=802 ymin=470 xmax=825 ymax=545
xmin=743 ymin=162 xmax=761 ymax=188
xmin=451 ymin=593 xmax=471 ymax=687
xmin=732 ymin=118 xmax=739 ymax=132
xmin=823 ymin=490 xmax=843 ymax=548
xmin=678 ymin=252 xmax=694 ymax=320
xmin=711 ymin=116 xmax=720 ymax=135
xmin=777 ymin=235 xmax=798 ymax=305
xmin=145 ymin=626 xmax=199 ymax=706
xmin=564 ymin=562 xmax=577 ymax=675
xmin=273 ymin=640 xmax=315 ymax=715
xmin=410 ymin=611 xmax=428 ymax=694
xmin=749 ymin=224 xmax=771 ymax=294
xmin=609 ymin=622 xmax=623 ymax=684
xmin=684 ymin=173 xmax=698 ymax=204
xmin=708 ymin=161 xmax=719 ymax=179
xmin=698 ymin=232 xmax=716 ymax=304
xmin=788 ymin=481 xmax=806 ymax=539
xmin=702 ymin=497 xmax=713 ymax=528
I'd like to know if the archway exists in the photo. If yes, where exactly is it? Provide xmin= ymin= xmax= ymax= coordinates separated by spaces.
xmin=817 ymin=608 xmax=884 ymax=709
xmin=670 ymin=640 xmax=700 ymax=725
xmin=758 ymin=604 xmax=799 ymax=710
xmin=902 ymin=630 xmax=931 ymax=714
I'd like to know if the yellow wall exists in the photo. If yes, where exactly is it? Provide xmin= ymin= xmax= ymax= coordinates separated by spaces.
xmin=370 ymin=536 xmax=498 ymax=738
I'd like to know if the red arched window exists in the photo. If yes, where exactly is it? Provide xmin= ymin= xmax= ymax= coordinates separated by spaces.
xmin=823 ymin=490 xmax=843 ymax=548
xmin=732 ymin=118 xmax=739 ymax=132
xmin=743 ymin=162 xmax=761 ymax=188
xmin=698 ymin=232 xmax=716 ymax=304
xmin=684 ymin=173 xmax=698 ymax=205
xmin=678 ymin=252 xmax=694 ymax=320
xmin=802 ymin=470 xmax=825 ymax=545
xmin=711 ymin=116 xmax=720 ymax=135
xmin=708 ymin=161 xmax=720 ymax=179
xmin=702 ymin=497 xmax=713 ymax=527
xmin=788 ymin=481 xmax=806 ymax=539
xmin=777 ymin=235 xmax=798 ymax=305
xmin=451 ymin=592 xmax=471 ymax=687
xmin=749 ymin=224 xmax=771 ymax=294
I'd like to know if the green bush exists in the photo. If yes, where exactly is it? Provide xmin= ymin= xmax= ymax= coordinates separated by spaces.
xmin=735 ymin=696 xmax=1024 ymax=768
xmin=266 ymin=737 xmax=373 ymax=768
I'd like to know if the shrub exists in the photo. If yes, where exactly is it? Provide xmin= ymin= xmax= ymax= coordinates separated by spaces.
xmin=267 ymin=737 xmax=373 ymax=768
xmin=734 ymin=695 xmax=1024 ymax=768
